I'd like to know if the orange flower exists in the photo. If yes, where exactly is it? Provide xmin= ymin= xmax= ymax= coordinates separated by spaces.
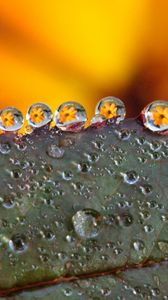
xmin=1 ymin=111 xmax=14 ymax=128
xmin=99 ymin=102 xmax=117 ymax=119
xmin=151 ymin=105 xmax=168 ymax=126
xmin=30 ymin=107 xmax=44 ymax=124
xmin=59 ymin=106 xmax=77 ymax=123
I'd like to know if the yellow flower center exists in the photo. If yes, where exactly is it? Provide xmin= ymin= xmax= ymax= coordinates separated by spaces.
xmin=1 ymin=111 xmax=15 ymax=128
xmin=151 ymin=105 xmax=168 ymax=126
xmin=99 ymin=102 xmax=117 ymax=119
xmin=59 ymin=106 xmax=77 ymax=123
xmin=30 ymin=107 xmax=44 ymax=124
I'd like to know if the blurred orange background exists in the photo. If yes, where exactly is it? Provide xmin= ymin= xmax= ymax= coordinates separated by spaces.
xmin=0 ymin=0 xmax=168 ymax=121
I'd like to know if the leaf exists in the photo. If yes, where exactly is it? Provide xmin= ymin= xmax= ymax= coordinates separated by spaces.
xmin=0 ymin=119 xmax=168 ymax=298
xmin=2 ymin=262 xmax=168 ymax=299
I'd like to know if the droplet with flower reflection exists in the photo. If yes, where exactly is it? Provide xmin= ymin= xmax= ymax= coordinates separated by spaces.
xmin=95 ymin=96 xmax=126 ymax=123
xmin=26 ymin=103 xmax=52 ymax=128
xmin=142 ymin=100 xmax=168 ymax=132
xmin=54 ymin=101 xmax=87 ymax=132
xmin=0 ymin=107 xmax=23 ymax=131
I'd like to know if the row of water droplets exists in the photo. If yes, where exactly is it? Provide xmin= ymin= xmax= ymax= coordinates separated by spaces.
xmin=0 ymin=97 xmax=168 ymax=133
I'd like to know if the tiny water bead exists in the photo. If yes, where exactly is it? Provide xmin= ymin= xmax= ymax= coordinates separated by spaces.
xmin=95 ymin=96 xmax=126 ymax=123
xmin=0 ymin=141 xmax=11 ymax=154
xmin=90 ymin=114 xmax=106 ymax=128
xmin=121 ymin=170 xmax=139 ymax=185
xmin=72 ymin=209 xmax=102 ymax=239
xmin=47 ymin=144 xmax=65 ymax=159
xmin=26 ymin=103 xmax=52 ymax=128
xmin=0 ymin=107 xmax=23 ymax=131
xmin=142 ymin=100 xmax=168 ymax=132
xmin=54 ymin=101 xmax=87 ymax=132
xmin=9 ymin=234 xmax=28 ymax=253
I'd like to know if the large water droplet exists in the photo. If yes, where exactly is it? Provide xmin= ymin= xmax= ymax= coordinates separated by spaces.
xmin=72 ymin=209 xmax=102 ymax=239
xmin=54 ymin=101 xmax=87 ymax=132
xmin=26 ymin=103 xmax=52 ymax=128
xmin=95 ymin=96 xmax=126 ymax=123
xmin=0 ymin=107 xmax=23 ymax=131
xmin=142 ymin=100 xmax=168 ymax=132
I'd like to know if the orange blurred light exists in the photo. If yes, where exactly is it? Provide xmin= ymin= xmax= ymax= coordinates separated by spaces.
xmin=0 ymin=0 xmax=168 ymax=122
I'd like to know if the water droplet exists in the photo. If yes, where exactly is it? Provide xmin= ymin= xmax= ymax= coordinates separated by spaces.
xmin=63 ymin=288 xmax=73 ymax=297
xmin=158 ymin=241 xmax=168 ymax=254
xmin=121 ymin=170 xmax=139 ymax=184
xmin=62 ymin=170 xmax=73 ymax=180
xmin=9 ymin=234 xmax=28 ymax=253
xmin=101 ymin=288 xmax=111 ymax=296
xmin=95 ymin=96 xmax=126 ymax=123
xmin=78 ymin=162 xmax=92 ymax=173
xmin=26 ymin=103 xmax=52 ymax=128
xmin=139 ymin=184 xmax=153 ymax=195
xmin=0 ymin=141 xmax=11 ymax=154
xmin=144 ymin=224 xmax=154 ymax=233
xmin=54 ymin=101 xmax=87 ymax=132
xmin=10 ymin=169 xmax=22 ymax=179
xmin=66 ymin=235 xmax=74 ymax=243
xmin=116 ymin=213 xmax=134 ymax=227
xmin=24 ymin=125 xmax=34 ymax=134
xmin=0 ymin=107 xmax=23 ymax=131
xmin=47 ymin=144 xmax=65 ymax=158
xmin=142 ymin=100 xmax=168 ymax=132
xmin=133 ymin=240 xmax=145 ymax=251
xmin=90 ymin=114 xmax=106 ymax=128
xmin=115 ymin=129 xmax=131 ymax=140
xmin=2 ymin=195 xmax=15 ymax=209
xmin=72 ymin=209 xmax=102 ymax=239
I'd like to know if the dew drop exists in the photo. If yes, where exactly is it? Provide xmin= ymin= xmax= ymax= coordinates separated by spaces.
xmin=10 ymin=169 xmax=22 ymax=179
xmin=2 ymin=195 xmax=15 ymax=209
xmin=27 ymin=103 xmax=52 ymax=128
xmin=116 ymin=213 xmax=134 ymax=227
xmin=0 ymin=141 xmax=11 ymax=154
xmin=24 ymin=125 xmax=34 ymax=134
xmin=139 ymin=184 xmax=153 ymax=195
xmin=72 ymin=209 xmax=102 ymax=239
xmin=63 ymin=288 xmax=73 ymax=297
xmin=54 ymin=101 xmax=87 ymax=132
xmin=142 ymin=100 xmax=168 ymax=132
xmin=90 ymin=114 xmax=106 ymax=128
xmin=0 ymin=107 xmax=23 ymax=131
xmin=95 ymin=96 xmax=126 ymax=123
xmin=9 ymin=234 xmax=28 ymax=253
xmin=62 ymin=170 xmax=73 ymax=180
xmin=121 ymin=170 xmax=139 ymax=184
xmin=133 ymin=240 xmax=145 ymax=251
xmin=144 ymin=224 xmax=154 ymax=233
xmin=158 ymin=241 xmax=168 ymax=254
xmin=78 ymin=162 xmax=92 ymax=173
xmin=115 ymin=129 xmax=131 ymax=140
xmin=47 ymin=144 xmax=65 ymax=158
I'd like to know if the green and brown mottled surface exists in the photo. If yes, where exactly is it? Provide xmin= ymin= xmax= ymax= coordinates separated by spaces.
xmin=0 ymin=119 xmax=168 ymax=299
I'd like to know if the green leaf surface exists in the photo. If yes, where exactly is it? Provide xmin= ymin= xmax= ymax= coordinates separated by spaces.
xmin=2 ymin=263 xmax=168 ymax=299
xmin=0 ymin=119 xmax=168 ymax=298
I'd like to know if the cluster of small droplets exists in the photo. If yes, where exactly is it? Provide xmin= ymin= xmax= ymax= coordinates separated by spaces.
xmin=0 ymin=98 xmax=168 ymax=133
